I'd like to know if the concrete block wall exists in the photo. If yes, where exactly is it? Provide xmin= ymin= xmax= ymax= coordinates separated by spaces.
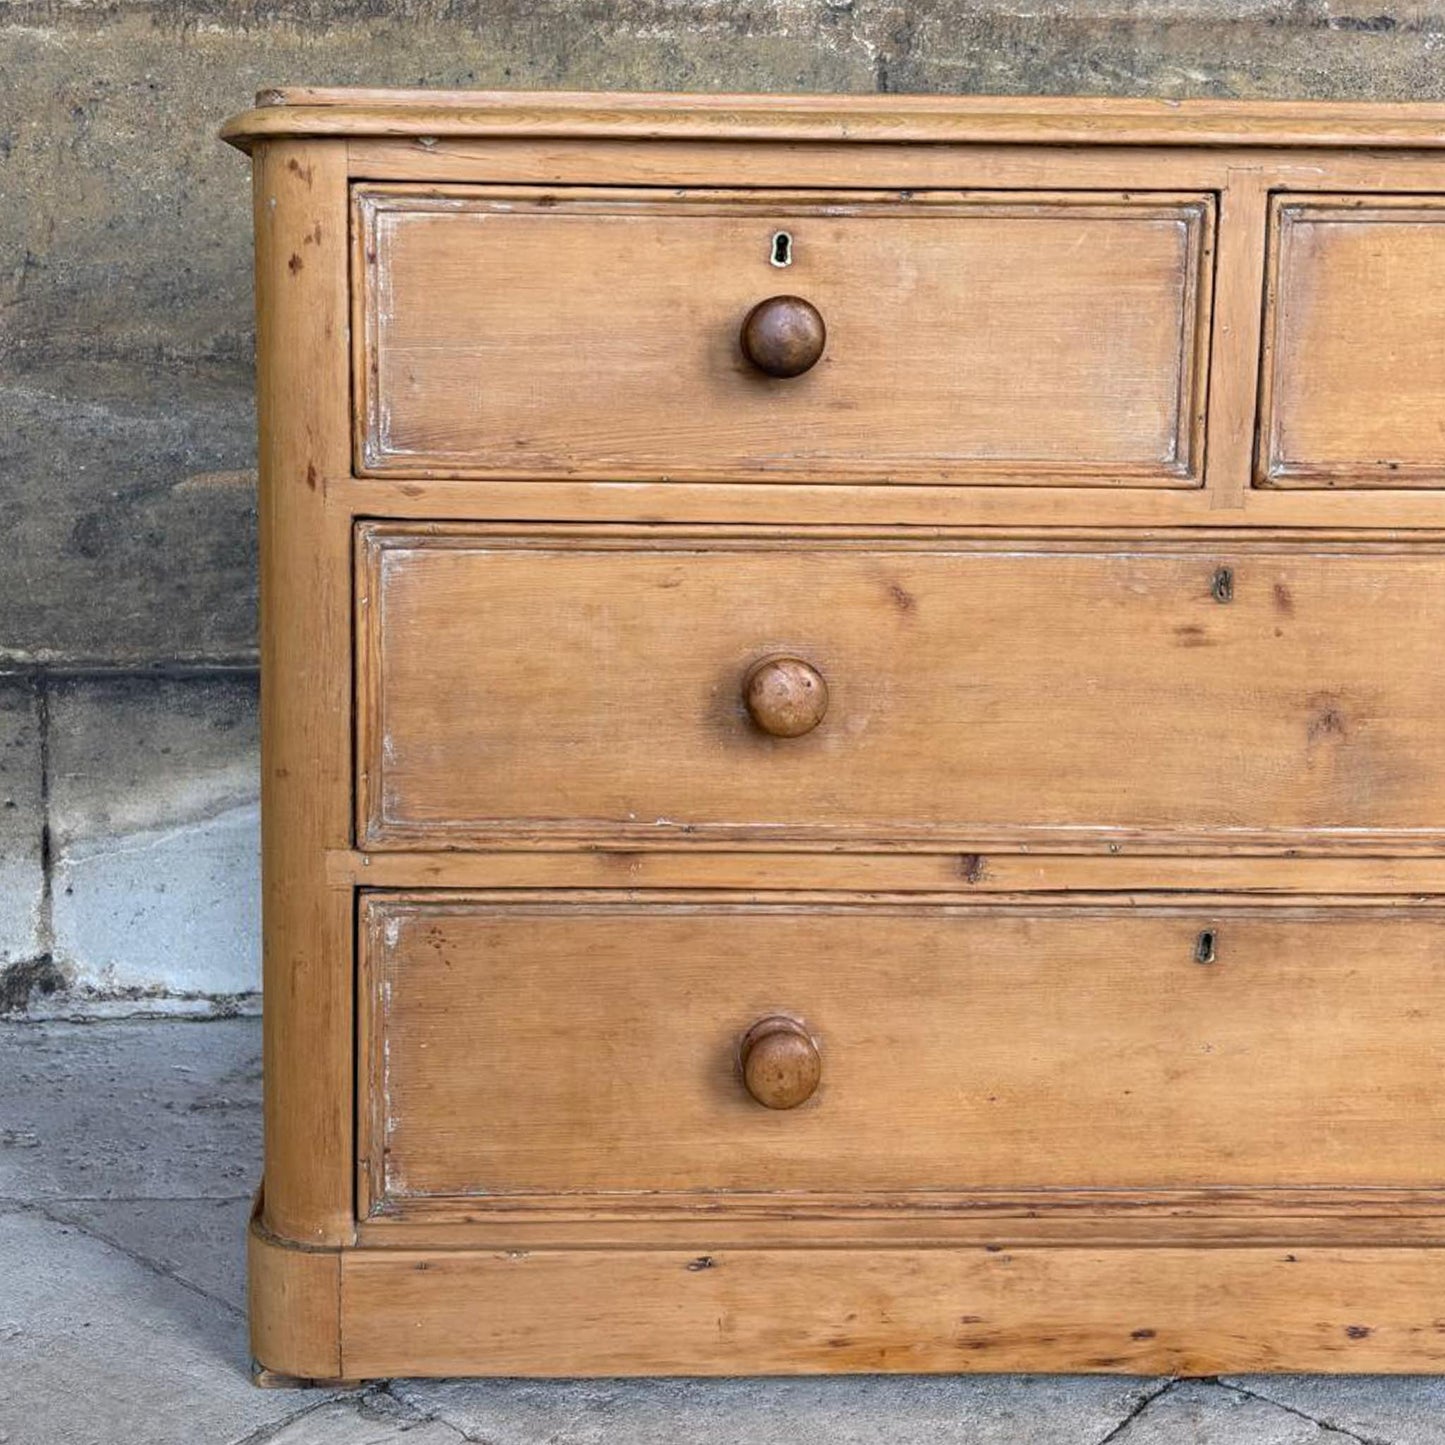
xmin=4 ymin=0 xmax=1445 ymax=1014
xmin=1 ymin=672 xmax=260 ymax=1015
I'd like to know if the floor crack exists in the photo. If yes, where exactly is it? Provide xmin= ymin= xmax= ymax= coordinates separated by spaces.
xmin=224 ymin=1396 xmax=340 ymax=1445
xmin=361 ymin=1385 xmax=471 ymax=1438
xmin=378 ymin=1382 xmax=488 ymax=1441
xmin=1091 ymin=1378 xmax=1178 ymax=1444
xmin=1225 ymin=1380 xmax=1383 ymax=1445
xmin=30 ymin=1197 xmax=246 ymax=1320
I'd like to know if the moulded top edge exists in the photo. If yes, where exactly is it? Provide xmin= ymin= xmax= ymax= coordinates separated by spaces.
xmin=219 ymin=88 xmax=1445 ymax=154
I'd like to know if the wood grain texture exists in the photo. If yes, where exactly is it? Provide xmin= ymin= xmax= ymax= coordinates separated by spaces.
xmin=341 ymin=473 xmax=1445 ymax=531
xmin=223 ymin=90 xmax=1445 ymax=151
xmin=328 ymin=850 xmax=1445 ymax=893
xmin=1260 ymin=196 xmax=1445 ymax=488
xmin=355 ymin=1217 xmax=1445 ymax=1253
xmin=355 ymin=1182 xmax=1445 ymax=1251
xmin=248 ymin=1205 xmax=342 ymax=1381
xmin=1203 ymin=171 xmax=1271 ymax=511
xmin=237 ymin=94 xmax=1445 ymax=1378
xmin=340 ymin=1243 xmax=1445 ymax=1376
xmin=342 ymin=138 xmax=1445 ymax=201
xmin=355 ymin=187 xmax=1211 ymax=485
xmin=360 ymin=895 xmax=1445 ymax=1209
xmin=358 ymin=529 xmax=1445 ymax=849
xmin=253 ymin=141 xmax=355 ymax=1247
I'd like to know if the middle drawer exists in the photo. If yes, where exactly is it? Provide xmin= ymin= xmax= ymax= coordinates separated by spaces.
xmin=357 ymin=528 xmax=1445 ymax=851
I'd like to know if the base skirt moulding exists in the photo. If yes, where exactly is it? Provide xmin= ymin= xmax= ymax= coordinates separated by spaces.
xmin=250 ymin=1210 xmax=1445 ymax=1379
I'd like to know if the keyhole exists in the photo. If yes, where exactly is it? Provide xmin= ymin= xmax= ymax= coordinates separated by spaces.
xmin=770 ymin=231 xmax=793 ymax=268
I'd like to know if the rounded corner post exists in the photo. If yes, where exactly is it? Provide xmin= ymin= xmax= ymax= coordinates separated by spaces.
xmin=248 ymin=1211 xmax=345 ymax=1384
xmin=251 ymin=136 xmax=357 ymax=1249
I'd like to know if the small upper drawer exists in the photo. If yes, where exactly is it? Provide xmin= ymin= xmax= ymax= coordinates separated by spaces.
xmin=1260 ymin=195 xmax=1445 ymax=488
xmin=353 ymin=186 xmax=1214 ymax=485
xmin=356 ymin=526 xmax=1445 ymax=852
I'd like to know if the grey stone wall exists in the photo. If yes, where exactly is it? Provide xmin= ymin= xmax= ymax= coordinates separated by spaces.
xmin=1 ymin=672 xmax=260 ymax=1015
xmin=4 ymin=0 xmax=1445 ymax=1013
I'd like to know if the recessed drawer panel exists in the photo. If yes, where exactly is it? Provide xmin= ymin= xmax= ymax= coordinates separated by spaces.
xmin=360 ymin=895 xmax=1445 ymax=1213
xmin=357 ymin=528 xmax=1445 ymax=851
xmin=354 ymin=186 xmax=1213 ymax=485
xmin=1260 ymin=195 xmax=1445 ymax=488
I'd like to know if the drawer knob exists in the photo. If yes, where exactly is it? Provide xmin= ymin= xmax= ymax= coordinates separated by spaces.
xmin=740 ymin=1016 xmax=821 ymax=1110
xmin=740 ymin=295 xmax=826 ymax=378
xmin=744 ymin=656 xmax=829 ymax=738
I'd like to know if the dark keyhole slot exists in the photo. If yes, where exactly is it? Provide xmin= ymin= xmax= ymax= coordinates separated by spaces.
xmin=1211 ymin=567 xmax=1234 ymax=604
xmin=1194 ymin=929 xmax=1218 ymax=965
xmin=771 ymin=231 xmax=793 ymax=267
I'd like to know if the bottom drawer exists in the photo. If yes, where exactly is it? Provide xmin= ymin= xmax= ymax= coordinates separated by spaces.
xmin=359 ymin=895 xmax=1445 ymax=1216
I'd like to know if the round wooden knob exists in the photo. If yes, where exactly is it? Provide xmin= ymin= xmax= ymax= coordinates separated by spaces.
xmin=740 ymin=1016 xmax=821 ymax=1110
xmin=740 ymin=295 xmax=826 ymax=378
xmin=744 ymin=656 xmax=828 ymax=738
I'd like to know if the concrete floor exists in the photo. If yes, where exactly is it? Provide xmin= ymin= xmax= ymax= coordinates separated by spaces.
xmin=6 ymin=1022 xmax=1445 ymax=1444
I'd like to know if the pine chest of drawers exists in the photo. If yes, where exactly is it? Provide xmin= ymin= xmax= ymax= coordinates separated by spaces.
xmin=224 ymin=90 xmax=1445 ymax=1381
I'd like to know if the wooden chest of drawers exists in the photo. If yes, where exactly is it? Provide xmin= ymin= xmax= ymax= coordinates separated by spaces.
xmin=224 ymin=90 xmax=1445 ymax=1381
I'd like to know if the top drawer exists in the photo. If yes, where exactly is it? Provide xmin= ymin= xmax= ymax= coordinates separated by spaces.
xmin=354 ymin=187 xmax=1214 ymax=485
xmin=1260 ymin=195 xmax=1445 ymax=488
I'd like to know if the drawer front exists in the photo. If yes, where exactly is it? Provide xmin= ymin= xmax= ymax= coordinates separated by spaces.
xmin=1261 ymin=195 xmax=1445 ymax=488
xmin=358 ymin=528 xmax=1445 ymax=850
xmin=354 ymin=187 xmax=1213 ymax=485
xmin=360 ymin=896 xmax=1445 ymax=1212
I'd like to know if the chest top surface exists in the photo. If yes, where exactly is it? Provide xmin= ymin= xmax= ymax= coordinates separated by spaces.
xmin=224 ymin=87 xmax=1445 ymax=149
